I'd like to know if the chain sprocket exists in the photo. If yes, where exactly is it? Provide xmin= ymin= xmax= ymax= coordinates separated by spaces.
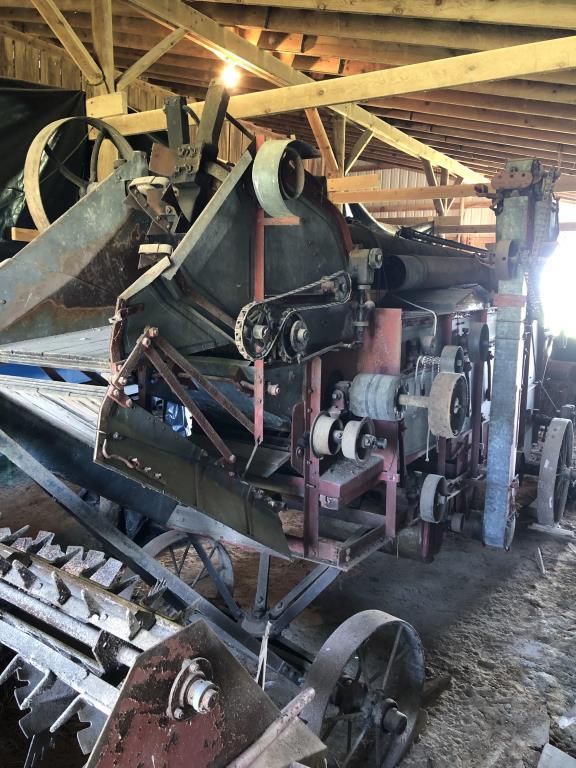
xmin=235 ymin=271 xmax=352 ymax=363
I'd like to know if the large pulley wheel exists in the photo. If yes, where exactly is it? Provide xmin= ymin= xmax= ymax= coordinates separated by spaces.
xmin=24 ymin=115 xmax=134 ymax=231
xmin=302 ymin=610 xmax=424 ymax=768
xmin=122 ymin=531 xmax=235 ymax=611
xmin=537 ymin=417 xmax=574 ymax=525
xmin=428 ymin=372 xmax=469 ymax=439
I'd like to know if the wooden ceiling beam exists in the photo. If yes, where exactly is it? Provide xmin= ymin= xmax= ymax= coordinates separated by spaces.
xmin=190 ymin=1 xmax=576 ymax=31
xmin=381 ymin=112 xmax=576 ymax=150
xmin=369 ymin=97 xmax=576 ymax=135
xmin=121 ymin=0 xmax=485 ymax=180
xmin=29 ymin=0 xmax=104 ymax=85
xmin=197 ymin=35 xmax=576 ymax=116
xmin=193 ymin=4 xmax=571 ymax=51
xmin=406 ymin=138 xmax=572 ymax=170
xmin=387 ymin=89 xmax=576 ymax=121
xmin=459 ymin=79 xmax=576 ymax=105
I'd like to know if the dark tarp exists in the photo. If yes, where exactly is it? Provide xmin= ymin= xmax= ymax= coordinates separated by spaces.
xmin=0 ymin=78 xmax=86 ymax=260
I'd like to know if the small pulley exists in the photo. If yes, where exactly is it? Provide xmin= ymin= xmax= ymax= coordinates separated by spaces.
xmin=311 ymin=412 xmax=344 ymax=457
xmin=341 ymin=418 xmax=383 ymax=464
xmin=419 ymin=474 xmax=448 ymax=523
xmin=439 ymin=345 xmax=465 ymax=373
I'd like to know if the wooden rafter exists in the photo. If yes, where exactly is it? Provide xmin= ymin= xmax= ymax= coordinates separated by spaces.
xmin=29 ymin=0 xmax=103 ymax=85
xmin=116 ymin=27 xmax=187 ymax=90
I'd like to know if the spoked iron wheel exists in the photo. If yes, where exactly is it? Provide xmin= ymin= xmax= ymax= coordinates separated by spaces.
xmin=122 ymin=530 xmax=234 ymax=614
xmin=537 ymin=417 xmax=574 ymax=525
xmin=303 ymin=610 xmax=424 ymax=768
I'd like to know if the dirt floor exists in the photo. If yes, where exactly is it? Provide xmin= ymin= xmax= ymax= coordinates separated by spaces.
xmin=1 ymin=463 xmax=576 ymax=767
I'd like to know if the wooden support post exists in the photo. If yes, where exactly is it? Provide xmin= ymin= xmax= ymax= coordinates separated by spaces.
xmin=421 ymin=159 xmax=445 ymax=216
xmin=86 ymin=93 xmax=129 ymax=181
xmin=345 ymin=128 xmax=374 ymax=175
xmin=440 ymin=167 xmax=450 ymax=212
xmin=91 ymin=0 xmax=114 ymax=94
xmin=332 ymin=114 xmax=346 ymax=177
xmin=30 ymin=0 xmax=103 ymax=86
xmin=304 ymin=108 xmax=339 ymax=177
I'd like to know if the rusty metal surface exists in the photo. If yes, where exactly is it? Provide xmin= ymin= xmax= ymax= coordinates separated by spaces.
xmin=90 ymin=620 xmax=324 ymax=768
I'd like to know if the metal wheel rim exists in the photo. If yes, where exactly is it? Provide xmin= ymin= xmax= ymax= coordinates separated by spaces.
xmin=122 ymin=531 xmax=234 ymax=604
xmin=537 ymin=417 xmax=574 ymax=525
xmin=24 ymin=115 xmax=134 ymax=231
xmin=428 ymin=373 xmax=468 ymax=438
xmin=302 ymin=610 xmax=424 ymax=768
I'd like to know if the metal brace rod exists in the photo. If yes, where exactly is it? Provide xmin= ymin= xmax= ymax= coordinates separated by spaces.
xmin=154 ymin=335 xmax=254 ymax=435
xmin=145 ymin=345 xmax=236 ymax=464
xmin=270 ymin=567 xmax=340 ymax=636
xmin=189 ymin=537 xmax=243 ymax=621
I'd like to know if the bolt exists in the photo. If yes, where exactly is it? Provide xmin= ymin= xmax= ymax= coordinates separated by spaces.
xmin=148 ymin=327 xmax=159 ymax=337
xmin=125 ymin=398 xmax=133 ymax=408
xmin=154 ymin=472 xmax=162 ymax=480
xmin=382 ymin=705 xmax=408 ymax=736
xmin=113 ymin=388 xmax=120 ymax=397
xmin=296 ymin=447 xmax=304 ymax=457
xmin=112 ymin=432 xmax=121 ymax=440
xmin=117 ymin=376 xmax=127 ymax=386
xmin=174 ymin=707 xmax=185 ymax=720
xmin=142 ymin=337 xmax=151 ymax=348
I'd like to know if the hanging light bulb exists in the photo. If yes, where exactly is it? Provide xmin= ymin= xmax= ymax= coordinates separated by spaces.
xmin=221 ymin=63 xmax=241 ymax=90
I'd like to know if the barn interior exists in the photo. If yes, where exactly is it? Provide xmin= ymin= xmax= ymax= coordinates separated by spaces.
xmin=1 ymin=2 xmax=576 ymax=767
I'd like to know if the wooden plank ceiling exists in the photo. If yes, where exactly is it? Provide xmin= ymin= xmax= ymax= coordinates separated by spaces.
xmin=2 ymin=0 xmax=576 ymax=178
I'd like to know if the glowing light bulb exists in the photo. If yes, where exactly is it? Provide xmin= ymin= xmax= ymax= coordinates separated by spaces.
xmin=221 ymin=64 xmax=241 ymax=90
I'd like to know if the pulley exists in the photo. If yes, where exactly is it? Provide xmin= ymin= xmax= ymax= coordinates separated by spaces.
xmin=311 ymin=412 xmax=344 ymax=457
xmin=397 ymin=372 xmax=469 ymax=439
